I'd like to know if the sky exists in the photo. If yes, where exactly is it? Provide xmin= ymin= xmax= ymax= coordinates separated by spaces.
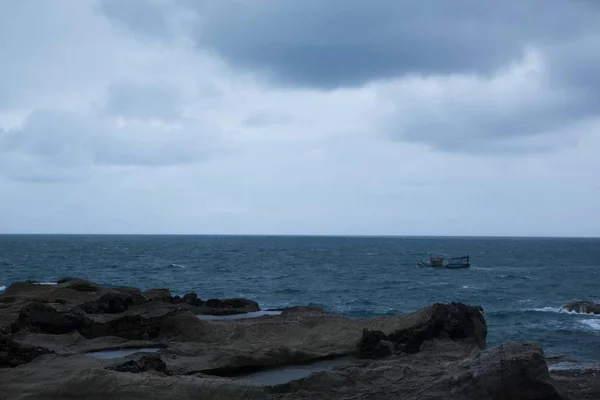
xmin=0 ymin=0 xmax=599 ymax=237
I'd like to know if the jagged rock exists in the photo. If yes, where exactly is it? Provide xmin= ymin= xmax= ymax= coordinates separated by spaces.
xmin=1 ymin=279 xmax=590 ymax=400
xmin=357 ymin=302 xmax=486 ymax=358
xmin=271 ymin=342 xmax=564 ymax=400
xmin=11 ymin=302 xmax=88 ymax=335
xmin=389 ymin=302 xmax=486 ymax=353
xmin=182 ymin=292 xmax=204 ymax=307
xmin=203 ymin=298 xmax=260 ymax=315
xmin=82 ymin=309 xmax=186 ymax=340
xmin=107 ymin=354 xmax=171 ymax=375
xmin=79 ymin=292 xmax=146 ymax=314
xmin=144 ymin=289 xmax=172 ymax=302
xmin=0 ymin=335 xmax=52 ymax=368
xmin=564 ymin=301 xmax=600 ymax=315
xmin=357 ymin=329 xmax=394 ymax=359
xmin=551 ymin=367 xmax=600 ymax=400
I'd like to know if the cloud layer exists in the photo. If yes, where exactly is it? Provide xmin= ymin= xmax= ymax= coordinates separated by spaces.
xmin=0 ymin=0 xmax=598 ymax=236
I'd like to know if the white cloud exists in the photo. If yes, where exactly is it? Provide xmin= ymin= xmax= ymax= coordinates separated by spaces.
xmin=0 ymin=0 xmax=598 ymax=236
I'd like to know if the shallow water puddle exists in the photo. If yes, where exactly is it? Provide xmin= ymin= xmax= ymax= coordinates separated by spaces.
xmin=85 ymin=348 xmax=160 ymax=359
xmin=198 ymin=310 xmax=282 ymax=321
xmin=240 ymin=358 xmax=351 ymax=386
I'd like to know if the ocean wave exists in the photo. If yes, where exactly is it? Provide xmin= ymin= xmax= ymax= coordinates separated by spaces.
xmin=461 ymin=285 xmax=482 ymax=290
xmin=36 ymin=282 xmax=58 ymax=285
xmin=169 ymin=263 xmax=186 ymax=269
xmin=275 ymin=288 xmax=304 ymax=295
xmin=498 ymin=274 xmax=533 ymax=280
xmin=0 ymin=285 xmax=6 ymax=292
xmin=578 ymin=319 xmax=600 ymax=331
xmin=527 ymin=307 xmax=600 ymax=316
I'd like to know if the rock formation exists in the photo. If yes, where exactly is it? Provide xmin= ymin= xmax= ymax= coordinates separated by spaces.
xmin=0 ymin=278 xmax=596 ymax=399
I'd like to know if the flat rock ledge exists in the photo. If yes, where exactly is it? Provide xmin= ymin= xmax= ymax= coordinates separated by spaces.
xmin=0 ymin=278 xmax=596 ymax=399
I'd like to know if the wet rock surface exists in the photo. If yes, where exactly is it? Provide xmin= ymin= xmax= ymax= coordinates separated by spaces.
xmin=0 ymin=278 xmax=597 ymax=399
xmin=564 ymin=301 xmax=600 ymax=315
xmin=107 ymin=354 xmax=172 ymax=375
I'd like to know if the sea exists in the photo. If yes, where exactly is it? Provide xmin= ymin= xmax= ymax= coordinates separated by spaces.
xmin=1 ymin=235 xmax=599 ymax=363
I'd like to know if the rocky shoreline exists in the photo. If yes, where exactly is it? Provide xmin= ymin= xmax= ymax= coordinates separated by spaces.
xmin=0 ymin=279 xmax=598 ymax=399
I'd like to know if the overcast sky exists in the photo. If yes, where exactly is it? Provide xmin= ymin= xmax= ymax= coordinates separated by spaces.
xmin=1 ymin=0 xmax=599 ymax=237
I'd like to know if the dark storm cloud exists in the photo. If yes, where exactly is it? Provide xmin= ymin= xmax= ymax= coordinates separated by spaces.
xmin=98 ymin=0 xmax=600 ymax=88
xmin=97 ymin=0 xmax=175 ymax=42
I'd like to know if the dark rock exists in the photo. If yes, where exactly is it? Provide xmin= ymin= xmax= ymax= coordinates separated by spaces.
xmin=79 ymin=292 xmax=146 ymax=314
xmin=11 ymin=302 xmax=88 ymax=335
xmin=357 ymin=329 xmax=394 ymax=359
xmin=144 ymin=289 xmax=172 ymax=302
xmin=182 ymin=292 xmax=204 ymax=307
xmin=59 ymin=279 xmax=99 ymax=292
xmin=82 ymin=310 xmax=183 ymax=340
xmin=273 ymin=341 xmax=565 ymax=400
xmin=0 ymin=335 xmax=52 ymax=368
xmin=357 ymin=303 xmax=486 ymax=358
xmin=551 ymin=367 xmax=600 ymax=400
xmin=203 ymin=298 xmax=260 ymax=315
xmin=388 ymin=302 xmax=486 ymax=354
xmin=0 ymin=296 xmax=16 ymax=304
xmin=107 ymin=354 xmax=171 ymax=375
xmin=564 ymin=300 xmax=600 ymax=315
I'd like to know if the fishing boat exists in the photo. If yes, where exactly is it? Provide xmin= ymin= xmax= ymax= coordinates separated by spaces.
xmin=418 ymin=255 xmax=470 ymax=269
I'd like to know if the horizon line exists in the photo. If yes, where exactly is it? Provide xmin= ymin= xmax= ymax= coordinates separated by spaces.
xmin=0 ymin=233 xmax=598 ymax=240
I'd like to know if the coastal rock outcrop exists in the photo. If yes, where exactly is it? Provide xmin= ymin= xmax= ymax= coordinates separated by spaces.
xmin=0 ymin=335 xmax=52 ymax=368
xmin=0 ymin=278 xmax=595 ymax=399
xmin=358 ymin=302 xmax=486 ymax=358
xmin=107 ymin=354 xmax=172 ymax=375
xmin=270 ymin=341 xmax=564 ymax=400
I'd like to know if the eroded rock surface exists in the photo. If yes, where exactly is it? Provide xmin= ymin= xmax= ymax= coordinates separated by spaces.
xmin=107 ymin=354 xmax=172 ymax=375
xmin=0 ymin=278 xmax=595 ymax=399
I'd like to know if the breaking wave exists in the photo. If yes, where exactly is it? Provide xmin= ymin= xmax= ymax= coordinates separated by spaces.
xmin=578 ymin=319 xmax=600 ymax=331
xmin=527 ymin=307 xmax=600 ymax=316
xmin=0 ymin=285 xmax=6 ymax=292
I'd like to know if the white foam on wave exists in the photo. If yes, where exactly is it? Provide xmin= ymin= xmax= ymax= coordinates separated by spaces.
xmin=0 ymin=285 xmax=6 ymax=292
xmin=36 ymin=282 xmax=57 ymax=285
xmin=527 ymin=307 xmax=599 ymax=316
xmin=578 ymin=319 xmax=600 ymax=331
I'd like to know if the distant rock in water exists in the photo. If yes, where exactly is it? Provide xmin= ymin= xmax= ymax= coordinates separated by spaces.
xmin=564 ymin=301 xmax=600 ymax=315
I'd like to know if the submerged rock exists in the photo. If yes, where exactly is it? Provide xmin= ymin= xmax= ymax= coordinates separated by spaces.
xmin=564 ymin=301 xmax=600 ymax=315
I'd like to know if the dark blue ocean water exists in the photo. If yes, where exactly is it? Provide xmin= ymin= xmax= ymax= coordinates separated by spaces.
xmin=1 ymin=235 xmax=599 ymax=362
